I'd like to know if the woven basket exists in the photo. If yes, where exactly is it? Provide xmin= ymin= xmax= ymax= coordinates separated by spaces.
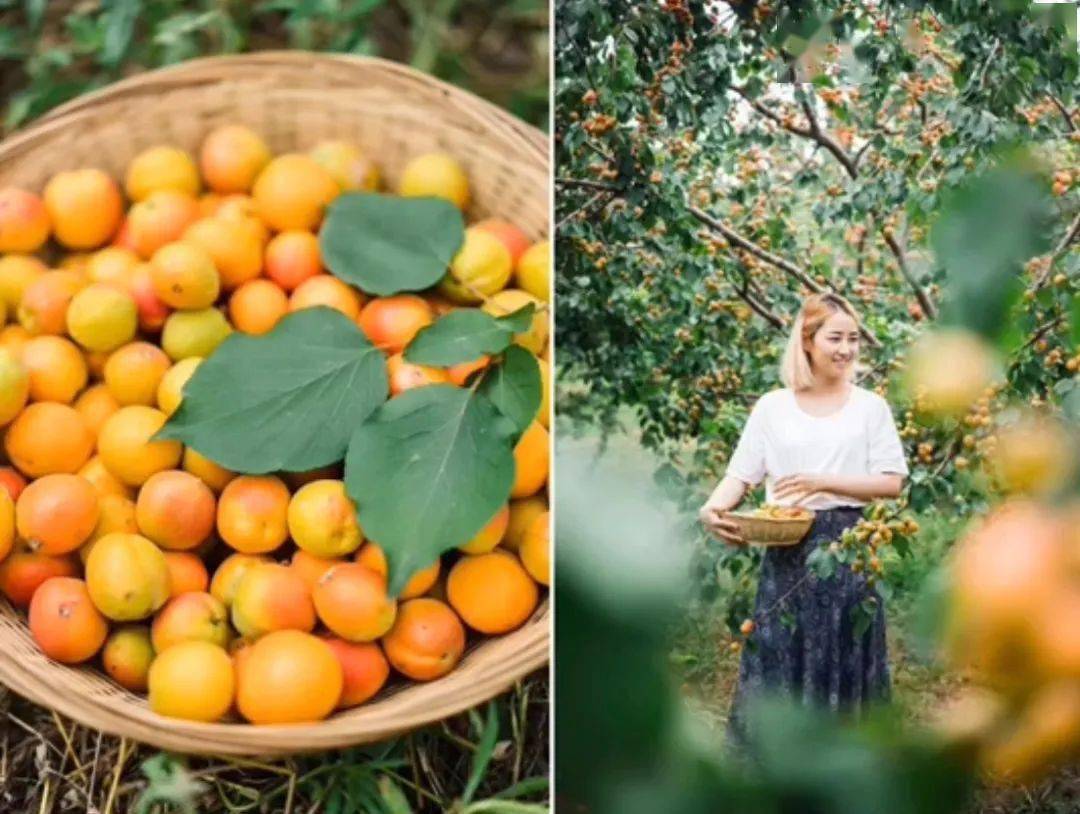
xmin=0 ymin=53 xmax=549 ymax=756
xmin=725 ymin=510 xmax=815 ymax=546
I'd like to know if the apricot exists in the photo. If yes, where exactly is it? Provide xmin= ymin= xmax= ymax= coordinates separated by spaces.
xmin=481 ymin=289 xmax=547 ymax=355
xmin=161 ymin=307 xmax=232 ymax=360
xmin=475 ymin=218 xmax=530 ymax=265
xmin=399 ymin=152 xmax=469 ymax=209
xmin=0 ymin=490 xmax=13 ymax=563
xmin=77 ymin=455 xmax=131 ymax=499
xmin=44 ymin=168 xmax=123 ymax=249
xmin=386 ymin=352 xmax=451 ymax=395
xmin=97 ymin=405 xmax=182 ymax=486
xmin=20 ymin=335 xmax=87 ymax=403
xmin=152 ymin=591 xmax=230 ymax=652
xmin=309 ymin=140 xmax=380 ymax=191
xmin=86 ymin=246 xmax=139 ymax=289
xmin=150 ymin=242 xmax=220 ymax=310
xmin=312 ymin=563 xmax=396 ymax=642
xmin=354 ymin=542 xmax=441 ymax=600
xmin=511 ymin=421 xmax=549 ymax=498
xmin=214 ymin=195 xmax=270 ymax=242
xmin=126 ymin=190 xmax=200 ymax=259
xmin=74 ymin=385 xmax=119 ymax=438
xmin=182 ymin=447 xmax=235 ymax=493
xmin=80 ymin=494 xmax=138 ymax=561
xmin=102 ymin=626 xmax=154 ymax=692
xmin=163 ymin=551 xmax=209 ymax=597
xmin=85 ymin=532 xmax=170 ymax=621
xmin=447 ymin=354 xmax=490 ymax=387
xmin=907 ymin=329 xmax=998 ymax=417
xmin=66 ymin=283 xmax=138 ymax=352
xmin=288 ymin=274 xmax=364 ymax=319
xmin=515 ymin=240 xmax=550 ymax=302
xmin=382 ymin=598 xmax=466 ymax=681
xmin=0 ymin=349 xmax=29 ymax=424
xmin=199 ymin=125 xmax=271 ymax=194
xmin=438 ymin=227 xmax=511 ymax=304
xmin=29 ymin=577 xmax=108 ymax=663
xmin=321 ymin=636 xmax=389 ymax=707
xmin=156 ymin=357 xmax=201 ymax=416
xmin=0 ymin=544 xmax=78 ymax=606
xmin=104 ymin=341 xmax=171 ymax=406
xmin=183 ymin=216 xmax=264 ymax=290
xmin=447 ymin=550 xmax=538 ymax=634
xmin=16 ymin=473 xmax=99 ymax=555
xmin=149 ymin=640 xmax=234 ymax=722
xmin=253 ymin=154 xmax=339 ymax=231
xmin=290 ymin=549 xmax=345 ymax=591
xmin=0 ymin=254 xmax=46 ymax=311
xmin=503 ymin=496 xmax=547 ymax=552
xmin=236 ymin=630 xmax=342 ymax=724
xmin=5 ymin=402 xmax=94 ymax=476
xmin=125 ymin=145 xmax=200 ymax=201
xmin=18 ymin=270 xmax=85 ymax=336
xmin=128 ymin=263 xmax=171 ymax=332
xmin=229 ymin=279 xmax=287 ymax=335
xmin=0 ymin=325 xmax=31 ymax=358
xmin=217 ymin=475 xmax=290 ymax=554
xmin=231 ymin=562 xmax=315 ymax=637
xmin=519 ymin=510 xmax=549 ymax=586
xmin=459 ymin=504 xmax=510 ymax=555
xmin=136 ymin=470 xmax=216 ymax=550
xmin=264 ymin=230 xmax=321 ymax=291
xmin=0 ymin=187 xmax=50 ymax=253
xmin=287 ymin=479 xmax=363 ymax=558
xmin=0 ymin=466 xmax=27 ymax=501
xmin=209 ymin=552 xmax=270 ymax=607
xmin=357 ymin=295 xmax=434 ymax=353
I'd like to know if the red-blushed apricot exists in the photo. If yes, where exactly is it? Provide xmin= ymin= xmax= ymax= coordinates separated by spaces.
xmin=0 ymin=187 xmax=50 ymax=253
xmin=0 ymin=543 xmax=79 ymax=607
xmin=4 ymin=402 xmax=94 ymax=477
xmin=136 ymin=469 xmax=216 ymax=550
xmin=474 ymin=218 xmax=530 ymax=264
xmin=29 ymin=577 xmax=108 ymax=663
xmin=321 ymin=636 xmax=389 ymax=708
xmin=386 ymin=352 xmax=451 ymax=395
xmin=102 ymin=625 xmax=154 ymax=691
xmin=151 ymin=591 xmax=230 ymax=652
xmin=290 ymin=549 xmax=345 ymax=592
xmin=199 ymin=125 xmax=271 ymax=194
xmin=312 ymin=563 xmax=396 ymax=642
xmin=209 ymin=552 xmax=270 ymax=607
xmin=231 ymin=562 xmax=315 ymax=638
xmin=265 ymin=230 xmax=321 ymax=291
xmin=216 ymin=475 xmax=290 ymax=554
xmin=16 ymin=473 xmax=100 ymax=555
xmin=357 ymin=295 xmax=434 ymax=354
xmin=381 ymin=598 xmax=466 ymax=681
xmin=163 ymin=551 xmax=210 ymax=598
xmin=288 ymin=274 xmax=364 ymax=319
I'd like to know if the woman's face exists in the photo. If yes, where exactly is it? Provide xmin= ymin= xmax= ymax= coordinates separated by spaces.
xmin=807 ymin=310 xmax=859 ymax=381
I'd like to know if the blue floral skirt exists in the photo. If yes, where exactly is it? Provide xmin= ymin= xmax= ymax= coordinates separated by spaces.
xmin=727 ymin=506 xmax=890 ymax=742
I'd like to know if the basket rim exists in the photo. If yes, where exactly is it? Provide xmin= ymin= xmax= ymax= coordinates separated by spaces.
xmin=0 ymin=52 xmax=551 ymax=755
xmin=727 ymin=510 xmax=816 ymax=525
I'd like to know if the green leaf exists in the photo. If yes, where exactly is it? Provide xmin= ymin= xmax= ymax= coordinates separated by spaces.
xmin=495 ymin=303 xmax=537 ymax=334
xmin=344 ymin=385 xmax=516 ymax=596
xmin=1072 ymin=292 xmax=1080 ymax=349
xmin=377 ymin=775 xmax=412 ymax=814
xmin=157 ymin=308 xmax=387 ymax=474
xmin=476 ymin=346 xmax=542 ymax=433
xmin=101 ymin=0 xmax=140 ymax=67
xmin=320 ymin=193 xmax=464 ymax=296
xmin=462 ymin=702 xmax=500 ymax=805
xmin=404 ymin=309 xmax=513 ymax=367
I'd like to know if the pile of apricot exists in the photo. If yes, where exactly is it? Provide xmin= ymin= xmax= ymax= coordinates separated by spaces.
xmin=0 ymin=125 xmax=550 ymax=723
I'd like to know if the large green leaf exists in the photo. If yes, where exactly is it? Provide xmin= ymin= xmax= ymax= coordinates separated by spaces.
xmin=477 ymin=345 xmax=542 ymax=433
xmin=320 ymin=193 xmax=464 ymax=296
xmin=344 ymin=385 xmax=516 ymax=596
xmin=403 ymin=309 xmax=514 ymax=367
xmin=157 ymin=308 xmax=387 ymax=474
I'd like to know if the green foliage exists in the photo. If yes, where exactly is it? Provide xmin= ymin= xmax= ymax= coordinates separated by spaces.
xmin=406 ymin=305 xmax=535 ymax=366
xmin=157 ymin=308 xmax=388 ymax=472
xmin=477 ymin=346 xmax=542 ymax=432
xmin=320 ymin=194 xmax=465 ymax=296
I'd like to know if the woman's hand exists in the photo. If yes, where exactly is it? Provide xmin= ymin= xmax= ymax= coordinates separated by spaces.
xmin=772 ymin=473 xmax=827 ymax=504
xmin=698 ymin=503 xmax=746 ymax=546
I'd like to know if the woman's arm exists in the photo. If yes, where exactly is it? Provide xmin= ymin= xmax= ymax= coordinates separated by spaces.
xmin=698 ymin=475 xmax=751 ymax=546
xmin=773 ymin=473 xmax=904 ymax=504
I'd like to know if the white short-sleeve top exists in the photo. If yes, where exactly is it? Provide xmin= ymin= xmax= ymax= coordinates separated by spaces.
xmin=725 ymin=386 xmax=909 ymax=510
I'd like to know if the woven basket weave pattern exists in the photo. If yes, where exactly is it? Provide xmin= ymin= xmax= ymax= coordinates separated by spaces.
xmin=0 ymin=53 xmax=549 ymax=755
xmin=727 ymin=512 xmax=815 ymax=546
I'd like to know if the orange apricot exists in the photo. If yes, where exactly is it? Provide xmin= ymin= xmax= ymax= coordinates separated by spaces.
xmin=504 ymin=496 xmax=547 ymax=552
xmin=16 ymin=473 xmax=99 ymax=555
xmin=459 ymin=504 xmax=510 ymax=554
xmin=149 ymin=242 xmax=220 ymax=310
xmin=511 ymin=421 xmax=549 ymax=498
xmin=290 ymin=549 xmax=345 ymax=591
xmin=0 ymin=490 xmax=13 ymax=563
xmin=148 ymin=640 xmax=234 ymax=722
xmin=229 ymin=279 xmax=287 ymax=335
xmin=183 ymin=216 xmax=264 ymax=290
xmin=125 ymin=145 xmax=200 ymax=201
xmin=18 ymin=270 xmax=85 ymax=336
xmin=216 ymin=475 xmax=290 ymax=554
xmin=97 ymin=405 xmax=182 ymax=487
xmin=127 ymin=191 xmax=200 ymax=259
xmin=321 ymin=636 xmax=389 ymax=708
xmin=231 ymin=562 xmax=315 ymax=637
xmin=447 ymin=550 xmax=539 ymax=634
xmin=80 ymin=494 xmax=138 ymax=560
xmin=163 ymin=551 xmax=209 ymax=598
xmin=447 ymin=354 xmax=490 ymax=386
xmin=152 ymin=591 xmax=230 ymax=652
xmin=104 ymin=341 xmax=172 ymax=406
xmin=354 ymin=542 xmax=441 ymax=600
xmin=199 ymin=125 xmax=271 ymax=194
xmin=0 ymin=348 xmax=29 ymax=424
xmin=235 ymin=630 xmax=342 ymax=724
xmin=0 ymin=254 xmax=46 ymax=311
xmin=102 ymin=626 xmax=154 ymax=691
xmin=136 ymin=469 xmax=216 ymax=550
xmin=4 ymin=402 xmax=94 ymax=476
xmin=264 ymin=230 xmax=322 ymax=291
xmin=86 ymin=246 xmax=139 ymax=289
xmin=0 ymin=544 xmax=78 ymax=607
xmin=77 ymin=455 xmax=132 ymax=500
xmin=386 ymin=352 xmax=451 ymax=395
xmin=182 ymin=447 xmax=235 ymax=493
xmin=252 ymin=154 xmax=339 ymax=232
xmin=519 ymin=510 xmax=549 ymax=586
xmin=0 ymin=187 xmax=50 ymax=253
xmin=29 ymin=577 xmax=108 ymax=663
xmin=312 ymin=563 xmax=397 ymax=642
xmin=43 ymin=169 xmax=124 ymax=249
xmin=20 ymin=335 xmax=88 ymax=403
xmin=0 ymin=466 xmax=27 ymax=501
xmin=288 ymin=274 xmax=364 ymax=319
xmin=209 ymin=552 xmax=270 ymax=607
xmin=381 ymin=597 xmax=466 ymax=681
xmin=357 ymin=295 xmax=434 ymax=353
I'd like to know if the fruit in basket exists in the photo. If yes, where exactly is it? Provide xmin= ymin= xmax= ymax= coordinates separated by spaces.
xmin=102 ymin=625 xmax=154 ymax=691
xmin=353 ymin=543 xmax=440 ymax=600
xmin=235 ymin=630 xmax=342 ymax=724
xmin=0 ymin=188 xmax=50 ymax=253
xmin=29 ymin=577 xmax=108 ymax=663
xmin=310 ymin=140 xmax=380 ymax=192
xmin=149 ymin=639 xmax=234 ymax=722
xmin=136 ymin=470 xmax=216 ymax=551
xmin=97 ymin=406 xmax=182 ymax=486
xmin=399 ymin=152 xmax=469 ymax=209
xmin=439 ymin=227 xmax=512 ymax=303
xmin=312 ymin=563 xmax=397 ymax=642
xmin=16 ymin=473 xmax=99 ymax=555
xmin=0 ymin=349 xmax=29 ymax=424
xmin=126 ymin=146 xmax=201 ymax=202
xmin=5 ymin=402 xmax=94 ymax=476
xmin=287 ymin=479 xmax=363 ymax=558
xmin=231 ymin=562 xmax=315 ymax=637
xmin=750 ymin=504 xmax=814 ymax=520
xmin=151 ymin=591 xmax=230 ymax=652
xmin=382 ymin=598 xmax=466 ymax=681
xmin=66 ymin=283 xmax=138 ymax=352
xmin=322 ymin=636 xmax=389 ymax=707
xmin=448 ymin=550 xmax=538 ymax=634
xmin=85 ymin=532 xmax=170 ymax=621
xmin=264 ymin=230 xmax=321 ymax=291
xmin=199 ymin=125 xmax=271 ymax=194
xmin=253 ymin=154 xmax=338 ymax=232
xmin=515 ymin=240 xmax=551 ymax=302
xmin=43 ymin=169 xmax=123 ymax=249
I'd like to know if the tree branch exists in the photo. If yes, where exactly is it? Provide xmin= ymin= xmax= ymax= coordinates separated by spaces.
xmin=556 ymin=177 xmax=622 ymax=192
xmin=882 ymin=230 xmax=938 ymax=319
xmin=556 ymin=191 xmax=614 ymax=231
xmin=1047 ymin=93 xmax=1077 ymax=133
xmin=1033 ymin=211 xmax=1080 ymax=290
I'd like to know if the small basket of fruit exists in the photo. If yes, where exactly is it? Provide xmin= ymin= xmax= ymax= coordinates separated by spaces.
xmin=725 ymin=504 xmax=816 ymax=546
xmin=0 ymin=53 xmax=549 ymax=755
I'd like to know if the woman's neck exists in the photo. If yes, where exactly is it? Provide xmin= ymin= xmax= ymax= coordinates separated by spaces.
xmin=804 ymin=376 xmax=849 ymax=396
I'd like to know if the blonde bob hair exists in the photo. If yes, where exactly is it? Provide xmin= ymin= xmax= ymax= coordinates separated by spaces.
xmin=779 ymin=292 xmax=863 ymax=391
